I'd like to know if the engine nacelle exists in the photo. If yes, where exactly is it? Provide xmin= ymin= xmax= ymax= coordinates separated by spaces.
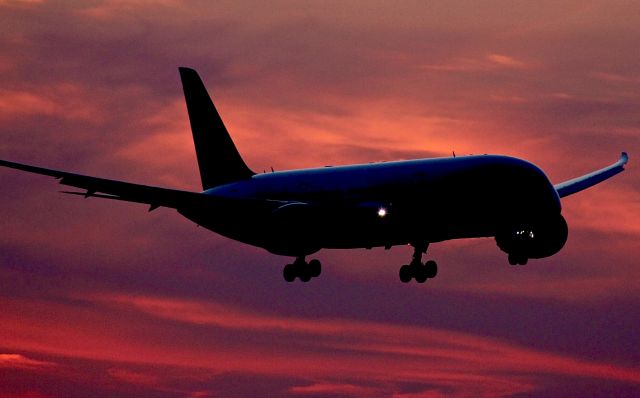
xmin=495 ymin=213 xmax=568 ymax=260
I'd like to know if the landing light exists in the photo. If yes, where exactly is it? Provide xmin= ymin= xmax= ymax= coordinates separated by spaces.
xmin=516 ymin=230 xmax=535 ymax=239
xmin=378 ymin=207 xmax=387 ymax=218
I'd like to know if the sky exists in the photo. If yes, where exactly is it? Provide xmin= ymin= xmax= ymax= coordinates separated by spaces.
xmin=0 ymin=1 xmax=639 ymax=397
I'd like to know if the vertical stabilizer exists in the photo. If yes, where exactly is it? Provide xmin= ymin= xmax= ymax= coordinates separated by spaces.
xmin=179 ymin=67 xmax=255 ymax=189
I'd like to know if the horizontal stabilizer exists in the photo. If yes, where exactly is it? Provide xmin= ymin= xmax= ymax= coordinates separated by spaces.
xmin=554 ymin=152 xmax=628 ymax=198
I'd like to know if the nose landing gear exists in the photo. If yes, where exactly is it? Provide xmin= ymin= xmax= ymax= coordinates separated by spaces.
xmin=399 ymin=243 xmax=438 ymax=283
xmin=283 ymin=256 xmax=321 ymax=282
xmin=508 ymin=253 xmax=528 ymax=266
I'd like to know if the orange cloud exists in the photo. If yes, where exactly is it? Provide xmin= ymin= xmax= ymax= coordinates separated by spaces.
xmin=420 ymin=53 xmax=529 ymax=73
xmin=486 ymin=54 xmax=528 ymax=68
xmin=0 ymin=353 xmax=55 ymax=369
xmin=0 ymin=0 xmax=44 ymax=6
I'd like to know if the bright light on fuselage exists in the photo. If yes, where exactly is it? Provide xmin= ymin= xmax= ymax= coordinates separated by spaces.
xmin=378 ymin=207 xmax=387 ymax=218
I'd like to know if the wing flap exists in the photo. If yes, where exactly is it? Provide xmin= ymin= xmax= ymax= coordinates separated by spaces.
xmin=554 ymin=152 xmax=628 ymax=198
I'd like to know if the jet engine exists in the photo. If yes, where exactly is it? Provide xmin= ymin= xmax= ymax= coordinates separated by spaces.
xmin=495 ymin=213 xmax=568 ymax=265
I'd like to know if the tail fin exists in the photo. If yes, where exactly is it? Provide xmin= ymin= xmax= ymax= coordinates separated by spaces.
xmin=179 ymin=67 xmax=255 ymax=189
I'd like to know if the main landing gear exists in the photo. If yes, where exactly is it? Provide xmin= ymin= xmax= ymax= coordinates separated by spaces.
xmin=283 ymin=256 xmax=321 ymax=282
xmin=399 ymin=243 xmax=438 ymax=283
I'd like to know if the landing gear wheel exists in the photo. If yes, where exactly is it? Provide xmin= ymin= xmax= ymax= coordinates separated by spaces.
xmin=283 ymin=257 xmax=322 ymax=282
xmin=299 ymin=269 xmax=312 ymax=282
xmin=414 ymin=265 xmax=428 ymax=283
xmin=425 ymin=260 xmax=438 ymax=278
xmin=508 ymin=253 xmax=528 ymax=266
xmin=399 ymin=243 xmax=439 ymax=283
xmin=283 ymin=264 xmax=296 ymax=282
xmin=508 ymin=253 xmax=518 ymax=266
xmin=399 ymin=265 xmax=412 ymax=283
xmin=309 ymin=259 xmax=322 ymax=278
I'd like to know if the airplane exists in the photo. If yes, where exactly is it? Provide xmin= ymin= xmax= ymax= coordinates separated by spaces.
xmin=0 ymin=67 xmax=629 ymax=283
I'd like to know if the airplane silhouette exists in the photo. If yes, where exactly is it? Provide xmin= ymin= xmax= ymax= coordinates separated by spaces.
xmin=0 ymin=68 xmax=629 ymax=283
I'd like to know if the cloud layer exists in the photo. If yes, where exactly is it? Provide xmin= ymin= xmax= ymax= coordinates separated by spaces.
xmin=1 ymin=1 xmax=639 ymax=397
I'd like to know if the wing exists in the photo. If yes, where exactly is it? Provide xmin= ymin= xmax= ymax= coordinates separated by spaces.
xmin=0 ymin=159 xmax=208 ymax=211
xmin=554 ymin=152 xmax=628 ymax=198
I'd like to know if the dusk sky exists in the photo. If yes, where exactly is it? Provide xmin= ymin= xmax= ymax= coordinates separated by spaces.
xmin=1 ymin=1 xmax=639 ymax=397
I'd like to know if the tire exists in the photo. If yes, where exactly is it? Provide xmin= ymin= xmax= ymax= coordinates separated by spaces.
xmin=298 ymin=264 xmax=312 ymax=282
xmin=399 ymin=265 xmax=412 ymax=283
xmin=508 ymin=253 xmax=518 ymax=266
xmin=309 ymin=259 xmax=321 ymax=277
xmin=283 ymin=264 xmax=296 ymax=282
xmin=425 ymin=260 xmax=438 ymax=278
xmin=414 ymin=266 xmax=428 ymax=283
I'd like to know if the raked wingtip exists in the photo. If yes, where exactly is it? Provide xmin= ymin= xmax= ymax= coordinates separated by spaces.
xmin=620 ymin=152 xmax=629 ymax=166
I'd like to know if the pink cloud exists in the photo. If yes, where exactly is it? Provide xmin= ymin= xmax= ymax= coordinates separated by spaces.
xmin=99 ymin=294 xmax=640 ymax=385
xmin=562 ymin=187 xmax=640 ymax=235
xmin=0 ymin=2 xmax=639 ymax=397
xmin=0 ymin=393 xmax=54 ymax=398
xmin=107 ymin=367 xmax=160 ymax=386
xmin=289 ymin=382 xmax=382 ymax=397
xmin=1 ymin=293 xmax=637 ymax=398
xmin=591 ymin=71 xmax=640 ymax=84
xmin=78 ymin=0 xmax=182 ymax=19
xmin=0 ymin=85 xmax=105 ymax=122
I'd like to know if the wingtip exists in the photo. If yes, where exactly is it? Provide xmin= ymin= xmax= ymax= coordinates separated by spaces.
xmin=620 ymin=152 xmax=629 ymax=165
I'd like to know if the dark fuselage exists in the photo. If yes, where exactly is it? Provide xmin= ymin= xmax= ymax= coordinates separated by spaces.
xmin=178 ymin=155 xmax=561 ymax=256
